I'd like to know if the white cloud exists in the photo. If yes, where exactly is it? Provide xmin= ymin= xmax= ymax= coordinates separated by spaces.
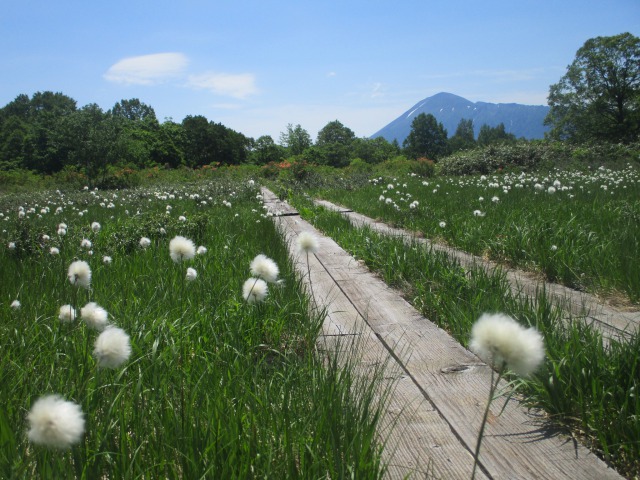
xmin=104 ymin=53 xmax=188 ymax=85
xmin=187 ymin=72 xmax=258 ymax=99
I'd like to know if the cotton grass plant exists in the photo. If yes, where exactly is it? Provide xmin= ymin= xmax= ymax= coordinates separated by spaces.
xmin=469 ymin=313 xmax=545 ymax=479
xmin=243 ymin=253 xmax=279 ymax=304
xmin=27 ymin=395 xmax=85 ymax=449
xmin=293 ymin=197 xmax=640 ymax=477
xmin=296 ymin=230 xmax=320 ymax=310
xmin=93 ymin=326 xmax=131 ymax=369
xmin=0 ymin=177 xmax=389 ymax=478
xmin=311 ymin=166 xmax=640 ymax=302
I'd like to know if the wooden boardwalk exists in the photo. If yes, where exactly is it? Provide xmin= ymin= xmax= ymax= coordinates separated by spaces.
xmin=315 ymin=199 xmax=640 ymax=343
xmin=262 ymin=189 xmax=621 ymax=480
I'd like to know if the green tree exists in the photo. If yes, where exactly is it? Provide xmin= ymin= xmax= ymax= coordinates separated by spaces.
xmin=58 ymin=104 xmax=119 ymax=186
xmin=181 ymin=115 xmax=216 ymax=168
xmin=0 ymin=116 xmax=28 ymax=170
xmin=352 ymin=137 xmax=397 ymax=164
xmin=545 ymin=32 xmax=640 ymax=143
xmin=477 ymin=123 xmax=516 ymax=146
xmin=278 ymin=124 xmax=312 ymax=155
xmin=251 ymin=135 xmax=283 ymax=165
xmin=110 ymin=99 xmax=160 ymax=168
xmin=402 ymin=113 xmax=448 ymax=160
xmin=315 ymin=120 xmax=356 ymax=167
xmin=181 ymin=116 xmax=250 ymax=167
xmin=448 ymin=118 xmax=476 ymax=153
xmin=151 ymin=120 xmax=185 ymax=168
xmin=0 ymin=91 xmax=77 ymax=173
xmin=110 ymin=98 xmax=158 ymax=124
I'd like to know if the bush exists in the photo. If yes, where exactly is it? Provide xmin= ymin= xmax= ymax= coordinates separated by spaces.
xmin=260 ymin=162 xmax=283 ymax=179
xmin=413 ymin=157 xmax=435 ymax=177
xmin=0 ymin=169 xmax=46 ymax=191
xmin=373 ymin=155 xmax=435 ymax=178
xmin=348 ymin=158 xmax=372 ymax=173
xmin=438 ymin=141 xmax=640 ymax=176
xmin=97 ymin=167 xmax=142 ymax=190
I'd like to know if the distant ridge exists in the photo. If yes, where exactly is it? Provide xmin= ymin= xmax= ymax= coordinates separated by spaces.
xmin=371 ymin=92 xmax=550 ymax=143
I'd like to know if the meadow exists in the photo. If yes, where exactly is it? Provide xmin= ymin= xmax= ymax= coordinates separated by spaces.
xmin=311 ymin=165 xmax=640 ymax=304
xmin=274 ymin=159 xmax=640 ymax=477
xmin=0 ymin=179 xmax=387 ymax=478
xmin=2 ymin=161 xmax=639 ymax=478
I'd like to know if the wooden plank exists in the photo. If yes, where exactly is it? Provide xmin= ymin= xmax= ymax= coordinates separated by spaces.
xmin=315 ymin=198 xmax=640 ymax=342
xmin=276 ymin=213 xmax=487 ymax=479
xmin=261 ymin=189 xmax=298 ymax=216
xmin=268 ymin=190 xmax=622 ymax=479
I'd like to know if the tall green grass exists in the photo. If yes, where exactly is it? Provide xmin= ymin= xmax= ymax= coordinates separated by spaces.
xmin=294 ymin=197 xmax=640 ymax=478
xmin=0 ymin=181 xmax=387 ymax=479
xmin=311 ymin=166 xmax=640 ymax=303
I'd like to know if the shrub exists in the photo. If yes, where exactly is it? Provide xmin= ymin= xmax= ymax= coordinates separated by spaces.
xmin=97 ymin=167 xmax=142 ymax=190
xmin=348 ymin=158 xmax=372 ymax=173
xmin=438 ymin=141 xmax=640 ymax=176
xmin=373 ymin=155 xmax=435 ymax=178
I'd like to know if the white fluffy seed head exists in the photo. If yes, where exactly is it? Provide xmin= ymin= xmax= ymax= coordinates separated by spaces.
xmin=169 ymin=236 xmax=195 ymax=263
xmin=139 ymin=237 xmax=151 ymax=248
xmin=67 ymin=260 xmax=91 ymax=289
xmin=249 ymin=254 xmax=279 ymax=283
xmin=58 ymin=304 xmax=77 ymax=322
xmin=242 ymin=278 xmax=268 ymax=304
xmin=91 ymin=222 xmax=101 ymax=232
xmin=185 ymin=267 xmax=197 ymax=282
xmin=296 ymin=231 xmax=319 ymax=254
xmin=93 ymin=327 xmax=132 ymax=369
xmin=27 ymin=395 xmax=85 ymax=449
xmin=470 ymin=313 xmax=545 ymax=377
xmin=80 ymin=302 xmax=109 ymax=331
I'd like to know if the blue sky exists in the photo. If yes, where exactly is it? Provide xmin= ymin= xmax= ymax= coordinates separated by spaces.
xmin=1 ymin=1 xmax=638 ymax=140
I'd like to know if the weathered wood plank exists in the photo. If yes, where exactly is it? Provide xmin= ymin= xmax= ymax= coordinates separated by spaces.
xmin=266 ymin=189 xmax=622 ymax=479
xmin=276 ymin=213 xmax=486 ymax=479
xmin=261 ymin=190 xmax=298 ymax=216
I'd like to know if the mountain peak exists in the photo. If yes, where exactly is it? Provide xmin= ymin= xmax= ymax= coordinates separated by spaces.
xmin=372 ymin=93 xmax=549 ymax=142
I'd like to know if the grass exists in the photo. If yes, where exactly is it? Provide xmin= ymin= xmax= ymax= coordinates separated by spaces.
xmin=0 ymin=179 xmax=388 ymax=479
xmin=310 ymin=165 xmax=640 ymax=304
xmin=291 ymin=195 xmax=640 ymax=478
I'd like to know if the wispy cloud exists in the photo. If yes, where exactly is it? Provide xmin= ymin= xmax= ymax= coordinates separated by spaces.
xmin=104 ymin=53 xmax=188 ymax=85
xmin=187 ymin=72 xmax=258 ymax=99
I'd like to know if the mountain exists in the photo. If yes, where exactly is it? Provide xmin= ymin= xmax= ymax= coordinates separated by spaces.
xmin=371 ymin=92 xmax=550 ymax=143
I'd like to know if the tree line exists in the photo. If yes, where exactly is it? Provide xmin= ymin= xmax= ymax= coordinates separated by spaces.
xmin=0 ymin=94 xmax=251 ymax=183
xmin=0 ymin=92 xmax=522 ymax=179
xmin=0 ymin=32 xmax=637 ymax=184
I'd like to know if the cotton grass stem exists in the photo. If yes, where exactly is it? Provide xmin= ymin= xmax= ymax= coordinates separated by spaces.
xmin=471 ymin=364 xmax=504 ymax=480
xmin=296 ymin=231 xmax=320 ymax=312
xmin=469 ymin=313 xmax=545 ymax=479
